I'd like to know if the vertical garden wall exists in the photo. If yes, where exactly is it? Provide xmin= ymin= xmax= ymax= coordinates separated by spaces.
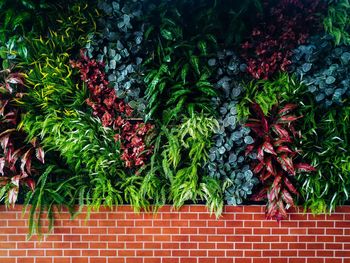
xmin=0 ymin=0 xmax=350 ymax=237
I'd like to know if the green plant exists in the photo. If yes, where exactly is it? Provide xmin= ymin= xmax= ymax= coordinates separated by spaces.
xmin=237 ymin=73 xmax=306 ymax=121
xmin=324 ymin=0 xmax=350 ymax=45
xmin=143 ymin=3 xmax=220 ymax=123
xmin=297 ymin=102 xmax=350 ymax=214
xmin=162 ymin=113 xmax=223 ymax=216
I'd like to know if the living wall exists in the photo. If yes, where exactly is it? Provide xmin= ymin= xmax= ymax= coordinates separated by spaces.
xmin=0 ymin=0 xmax=349 ymax=235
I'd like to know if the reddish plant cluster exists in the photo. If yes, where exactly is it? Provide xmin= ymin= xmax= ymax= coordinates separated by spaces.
xmin=241 ymin=0 xmax=324 ymax=79
xmin=0 ymin=70 xmax=44 ymax=205
xmin=246 ymin=103 xmax=315 ymax=220
xmin=71 ymin=50 xmax=154 ymax=169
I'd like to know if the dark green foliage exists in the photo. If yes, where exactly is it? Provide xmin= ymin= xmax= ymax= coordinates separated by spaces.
xmin=143 ymin=14 xmax=218 ymax=122
xmin=292 ymin=34 xmax=350 ymax=108
xmin=324 ymin=0 xmax=350 ymax=45
xmin=297 ymin=102 xmax=350 ymax=214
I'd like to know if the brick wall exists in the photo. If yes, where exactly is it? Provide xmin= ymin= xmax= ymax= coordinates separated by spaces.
xmin=0 ymin=205 xmax=349 ymax=263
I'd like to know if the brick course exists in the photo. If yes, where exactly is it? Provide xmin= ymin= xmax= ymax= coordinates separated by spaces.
xmin=0 ymin=205 xmax=349 ymax=263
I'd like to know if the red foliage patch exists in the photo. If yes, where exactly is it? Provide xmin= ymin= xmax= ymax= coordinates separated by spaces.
xmin=0 ymin=70 xmax=44 ymax=205
xmin=245 ymin=103 xmax=315 ymax=220
xmin=241 ymin=0 xmax=324 ymax=79
xmin=71 ymin=50 xmax=154 ymax=169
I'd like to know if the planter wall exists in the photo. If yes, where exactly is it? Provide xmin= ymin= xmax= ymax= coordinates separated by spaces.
xmin=0 ymin=205 xmax=349 ymax=263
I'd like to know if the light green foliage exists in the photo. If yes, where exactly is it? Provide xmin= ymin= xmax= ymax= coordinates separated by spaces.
xmin=324 ymin=0 xmax=350 ymax=46
xmin=162 ymin=113 xmax=223 ymax=216
xmin=14 ymin=4 xmax=128 ymax=236
xmin=237 ymin=73 xmax=306 ymax=120
xmin=297 ymin=102 xmax=350 ymax=214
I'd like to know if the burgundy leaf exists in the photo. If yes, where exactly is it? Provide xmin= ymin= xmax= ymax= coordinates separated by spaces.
xmin=277 ymin=115 xmax=302 ymax=124
xmin=295 ymin=163 xmax=316 ymax=173
xmin=277 ymin=154 xmax=295 ymax=175
xmin=251 ymin=187 xmax=268 ymax=201
xmin=35 ymin=147 xmax=45 ymax=164
xmin=245 ymin=144 xmax=254 ymax=156
xmin=281 ymin=189 xmax=295 ymax=207
xmin=21 ymin=148 xmax=33 ymax=175
xmin=278 ymin=103 xmax=298 ymax=116
xmin=23 ymin=178 xmax=35 ymax=191
xmin=253 ymin=162 xmax=265 ymax=174
xmin=0 ymin=99 xmax=9 ymax=116
xmin=273 ymin=137 xmax=292 ymax=146
xmin=276 ymin=145 xmax=294 ymax=154
xmin=262 ymin=141 xmax=277 ymax=155
xmin=284 ymin=177 xmax=299 ymax=195
xmin=257 ymin=145 xmax=264 ymax=161
xmin=265 ymin=157 xmax=276 ymax=176
xmin=272 ymin=124 xmax=290 ymax=140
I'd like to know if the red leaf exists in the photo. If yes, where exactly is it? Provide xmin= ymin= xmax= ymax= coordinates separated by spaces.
xmin=257 ymin=145 xmax=264 ymax=161
xmin=35 ymin=147 xmax=45 ymax=164
xmin=253 ymin=162 xmax=264 ymax=174
xmin=277 ymin=115 xmax=302 ymax=124
xmin=0 ymin=157 xmax=4 ymax=175
xmin=0 ymin=99 xmax=9 ymax=115
xmin=263 ymin=141 xmax=277 ymax=155
xmin=295 ymin=163 xmax=316 ymax=173
xmin=251 ymin=187 xmax=268 ymax=201
xmin=278 ymin=104 xmax=297 ymax=116
xmin=265 ymin=157 xmax=276 ymax=176
xmin=281 ymin=189 xmax=295 ymax=207
xmin=21 ymin=148 xmax=33 ymax=175
xmin=272 ymin=124 xmax=290 ymax=140
xmin=245 ymin=144 xmax=254 ymax=156
xmin=250 ymin=103 xmax=269 ymax=132
xmin=284 ymin=177 xmax=298 ymax=195
xmin=24 ymin=178 xmax=35 ymax=191
xmin=277 ymin=154 xmax=295 ymax=175
xmin=261 ymin=171 xmax=273 ymax=181
xmin=251 ymin=102 xmax=265 ymax=119
xmin=0 ymin=130 xmax=13 ymax=150
xmin=277 ymin=200 xmax=288 ymax=219
xmin=276 ymin=145 xmax=294 ymax=154
xmin=273 ymin=138 xmax=292 ymax=146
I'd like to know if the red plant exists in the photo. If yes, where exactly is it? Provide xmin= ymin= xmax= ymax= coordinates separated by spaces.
xmin=0 ymin=70 xmax=44 ymax=205
xmin=71 ymin=50 xmax=154 ymax=169
xmin=245 ymin=103 xmax=315 ymax=220
xmin=241 ymin=0 xmax=324 ymax=79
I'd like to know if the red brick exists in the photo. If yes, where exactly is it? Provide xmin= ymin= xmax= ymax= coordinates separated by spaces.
xmin=144 ymin=259 xmax=161 ymax=263
xmin=35 ymin=259 xmax=52 ymax=263
xmin=90 ymin=258 xmax=107 ymax=263
xmin=180 ymin=258 xmax=196 ymax=263
xmin=236 ymin=214 xmax=253 ymax=220
xmin=235 ymin=259 xmax=252 ymax=263
xmin=18 ymin=259 xmax=35 ymax=263
xmin=245 ymin=250 xmax=262 ymax=257
xmin=162 ymin=259 xmax=179 ymax=263
xmin=53 ymin=259 xmax=70 ymax=263
xmin=71 ymin=258 xmax=89 ymax=263
xmin=253 ymin=259 xmax=270 ymax=263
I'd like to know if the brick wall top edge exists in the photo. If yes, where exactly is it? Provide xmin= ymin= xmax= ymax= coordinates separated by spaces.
xmin=1 ymin=205 xmax=350 ymax=213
